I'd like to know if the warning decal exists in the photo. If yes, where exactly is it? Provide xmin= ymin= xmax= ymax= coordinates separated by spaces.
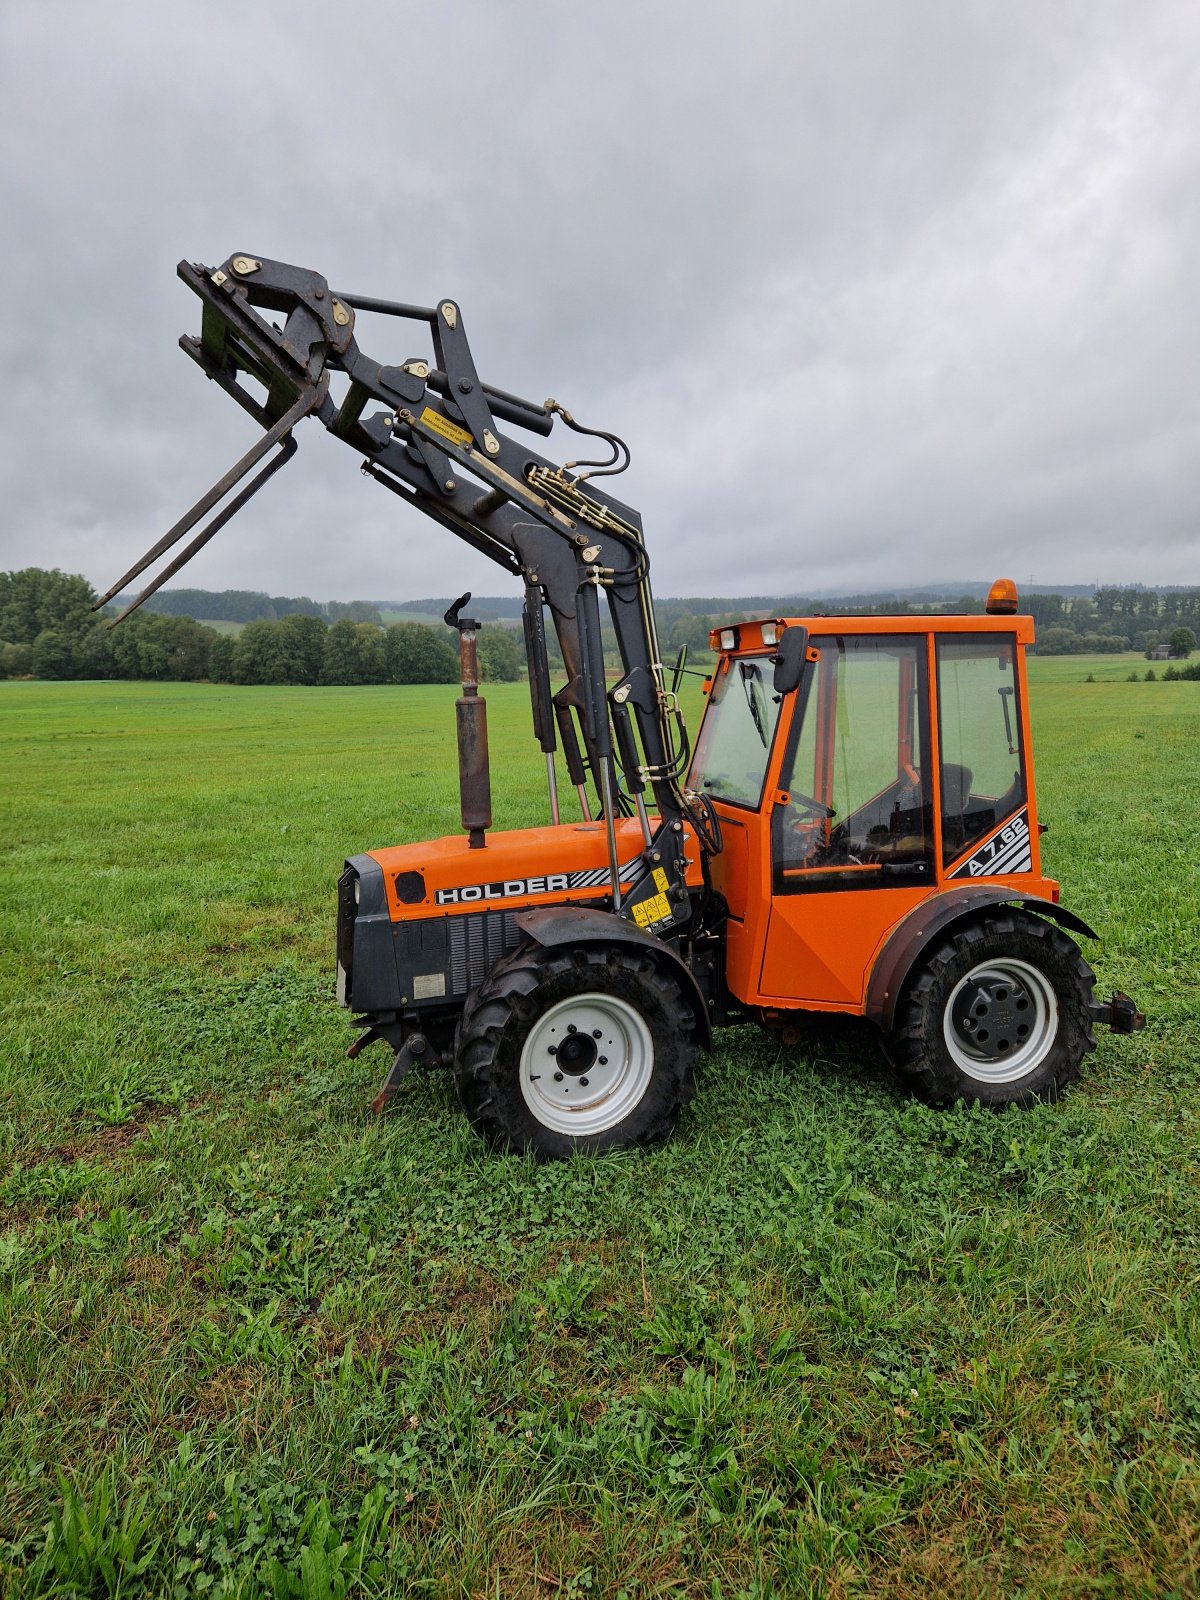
xmin=629 ymin=866 xmax=673 ymax=930
xmin=419 ymin=406 xmax=473 ymax=449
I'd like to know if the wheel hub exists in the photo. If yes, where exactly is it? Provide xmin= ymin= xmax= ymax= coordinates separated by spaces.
xmin=950 ymin=976 xmax=1030 ymax=1054
xmin=942 ymin=958 xmax=1059 ymax=1084
xmin=555 ymin=1028 xmax=598 ymax=1077
xmin=519 ymin=993 xmax=654 ymax=1135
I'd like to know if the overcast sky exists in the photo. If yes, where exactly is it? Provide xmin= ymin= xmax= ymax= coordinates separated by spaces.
xmin=3 ymin=0 xmax=1198 ymax=603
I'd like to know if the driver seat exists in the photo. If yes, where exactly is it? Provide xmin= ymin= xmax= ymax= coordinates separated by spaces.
xmin=941 ymin=763 xmax=974 ymax=851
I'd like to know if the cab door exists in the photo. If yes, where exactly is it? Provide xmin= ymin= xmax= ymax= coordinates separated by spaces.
xmin=687 ymin=651 xmax=786 ymax=1001
xmin=758 ymin=634 xmax=935 ymax=1009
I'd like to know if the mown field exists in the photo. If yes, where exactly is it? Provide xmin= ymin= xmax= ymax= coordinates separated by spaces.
xmin=1 ymin=658 xmax=1197 ymax=1597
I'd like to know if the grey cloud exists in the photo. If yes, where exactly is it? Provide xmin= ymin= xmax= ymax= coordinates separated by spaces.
xmin=2 ymin=0 xmax=1198 ymax=602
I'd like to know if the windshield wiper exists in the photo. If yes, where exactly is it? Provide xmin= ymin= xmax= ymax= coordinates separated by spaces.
xmin=740 ymin=661 xmax=768 ymax=748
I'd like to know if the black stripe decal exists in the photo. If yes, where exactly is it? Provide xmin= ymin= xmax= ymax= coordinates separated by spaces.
xmin=985 ymin=837 xmax=1032 ymax=875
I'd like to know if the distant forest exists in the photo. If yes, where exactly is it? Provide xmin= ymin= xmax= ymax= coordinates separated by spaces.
xmin=2 ymin=569 xmax=1197 ymax=684
xmin=141 ymin=588 xmax=386 ymax=626
xmin=136 ymin=582 xmax=1200 ymax=659
xmin=0 ymin=571 xmax=523 ymax=686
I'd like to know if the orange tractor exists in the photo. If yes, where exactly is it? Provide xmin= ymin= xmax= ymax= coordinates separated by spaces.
xmin=100 ymin=253 xmax=1144 ymax=1157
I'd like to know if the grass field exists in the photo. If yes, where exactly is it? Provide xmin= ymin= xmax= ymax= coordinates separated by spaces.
xmin=1 ymin=657 xmax=1198 ymax=1597
xmin=378 ymin=611 xmax=445 ymax=627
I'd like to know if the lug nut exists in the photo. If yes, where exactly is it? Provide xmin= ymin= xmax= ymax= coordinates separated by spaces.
xmin=579 ymin=1077 xmax=589 ymax=1087
xmin=592 ymin=1029 xmax=602 ymax=1039
xmin=547 ymin=1045 xmax=558 ymax=1056
xmin=598 ymin=1056 xmax=608 ymax=1065
xmin=567 ymin=1024 xmax=577 ymax=1034
xmin=553 ymin=1072 xmax=564 ymax=1082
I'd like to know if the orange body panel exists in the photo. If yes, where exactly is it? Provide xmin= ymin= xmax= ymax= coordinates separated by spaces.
xmin=369 ymin=817 xmax=704 ymax=923
xmin=708 ymin=812 xmax=757 ymax=1001
xmin=761 ymin=887 xmax=931 ymax=1006
xmin=758 ymin=872 xmax=1060 ymax=1011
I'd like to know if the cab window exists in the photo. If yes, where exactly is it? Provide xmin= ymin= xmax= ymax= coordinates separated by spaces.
xmin=936 ymin=634 xmax=1026 ymax=865
xmin=689 ymin=655 xmax=781 ymax=809
xmin=773 ymin=635 xmax=933 ymax=890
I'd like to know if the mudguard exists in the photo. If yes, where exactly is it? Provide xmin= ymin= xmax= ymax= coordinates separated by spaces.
xmin=515 ymin=905 xmax=712 ymax=1049
xmin=865 ymin=888 xmax=1100 ymax=1033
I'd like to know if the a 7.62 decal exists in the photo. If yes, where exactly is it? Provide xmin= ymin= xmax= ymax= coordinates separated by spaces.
xmin=949 ymin=809 xmax=1032 ymax=880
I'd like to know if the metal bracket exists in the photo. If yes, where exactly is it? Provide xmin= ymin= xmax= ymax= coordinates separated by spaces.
xmin=368 ymin=1032 xmax=432 ymax=1114
xmin=1089 ymin=990 xmax=1146 ymax=1034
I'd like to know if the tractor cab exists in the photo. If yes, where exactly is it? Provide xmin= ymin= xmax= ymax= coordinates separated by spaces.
xmin=688 ymin=590 xmax=1051 ymax=1016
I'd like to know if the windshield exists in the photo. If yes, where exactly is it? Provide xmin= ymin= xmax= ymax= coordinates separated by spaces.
xmin=689 ymin=655 xmax=781 ymax=807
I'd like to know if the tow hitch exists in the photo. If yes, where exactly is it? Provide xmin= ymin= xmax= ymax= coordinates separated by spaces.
xmin=1089 ymin=991 xmax=1146 ymax=1034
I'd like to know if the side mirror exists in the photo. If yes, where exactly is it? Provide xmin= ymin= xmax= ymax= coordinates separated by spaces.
xmin=772 ymin=626 xmax=809 ymax=695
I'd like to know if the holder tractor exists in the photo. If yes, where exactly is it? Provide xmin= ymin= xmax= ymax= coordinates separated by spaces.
xmin=98 ymin=253 xmax=1144 ymax=1157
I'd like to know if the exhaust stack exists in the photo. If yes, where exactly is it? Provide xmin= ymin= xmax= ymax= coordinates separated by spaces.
xmin=445 ymin=593 xmax=492 ymax=850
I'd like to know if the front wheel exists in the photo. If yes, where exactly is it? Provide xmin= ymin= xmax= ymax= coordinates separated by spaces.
xmin=454 ymin=941 xmax=698 ymax=1158
xmin=890 ymin=911 xmax=1097 ymax=1108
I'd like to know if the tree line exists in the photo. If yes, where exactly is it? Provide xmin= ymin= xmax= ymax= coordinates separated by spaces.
xmin=139 ymin=587 xmax=386 ymax=625
xmin=1019 ymin=588 xmax=1199 ymax=656
xmin=3 ymin=567 xmax=1196 ymax=684
xmin=0 ymin=569 xmax=524 ymax=685
xmin=658 ymin=588 xmax=1200 ymax=658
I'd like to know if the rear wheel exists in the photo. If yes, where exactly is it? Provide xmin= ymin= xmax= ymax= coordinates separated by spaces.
xmin=890 ymin=911 xmax=1096 ymax=1108
xmin=454 ymin=941 xmax=698 ymax=1158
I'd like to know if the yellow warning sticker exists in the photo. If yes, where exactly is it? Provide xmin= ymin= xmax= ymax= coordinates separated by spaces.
xmin=632 ymin=891 xmax=672 ymax=928
xmin=419 ymin=406 xmax=473 ymax=449
xmin=652 ymin=867 xmax=669 ymax=893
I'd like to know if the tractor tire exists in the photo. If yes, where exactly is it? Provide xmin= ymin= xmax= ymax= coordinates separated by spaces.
xmin=889 ymin=910 xmax=1097 ymax=1109
xmin=454 ymin=941 xmax=698 ymax=1158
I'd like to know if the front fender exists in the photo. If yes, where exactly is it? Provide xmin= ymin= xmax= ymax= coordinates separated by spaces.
xmin=865 ymin=888 xmax=1099 ymax=1032
xmin=515 ymin=905 xmax=712 ymax=1050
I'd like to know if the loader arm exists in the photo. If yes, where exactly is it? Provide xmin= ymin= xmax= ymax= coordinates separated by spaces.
xmin=96 ymin=253 xmax=706 ymax=927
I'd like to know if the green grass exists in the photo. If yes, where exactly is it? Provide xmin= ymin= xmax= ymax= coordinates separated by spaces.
xmin=1 ymin=660 xmax=1197 ymax=1597
xmin=378 ymin=610 xmax=449 ymax=627
xmin=1028 ymin=649 xmax=1154 ymax=684
xmin=194 ymin=619 xmax=245 ymax=636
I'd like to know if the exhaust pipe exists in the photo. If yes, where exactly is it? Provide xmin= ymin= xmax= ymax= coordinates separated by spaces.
xmin=445 ymin=594 xmax=492 ymax=850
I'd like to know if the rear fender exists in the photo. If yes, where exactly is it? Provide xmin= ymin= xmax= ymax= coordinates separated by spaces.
xmin=865 ymin=888 xmax=1099 ymax=1032
xmin=515 ymin=905 xmax=712 ymax=1050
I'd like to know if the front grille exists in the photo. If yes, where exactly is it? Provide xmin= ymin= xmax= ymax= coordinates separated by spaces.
xmin=448 ymin=910 xmax=522 ymax=996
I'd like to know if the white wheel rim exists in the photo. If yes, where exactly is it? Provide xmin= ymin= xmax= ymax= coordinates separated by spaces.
xmin=942 ymin=957 xmax=1059 ymax=1084
xmin=519 ymin=992 xmax=654 ymax=1136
